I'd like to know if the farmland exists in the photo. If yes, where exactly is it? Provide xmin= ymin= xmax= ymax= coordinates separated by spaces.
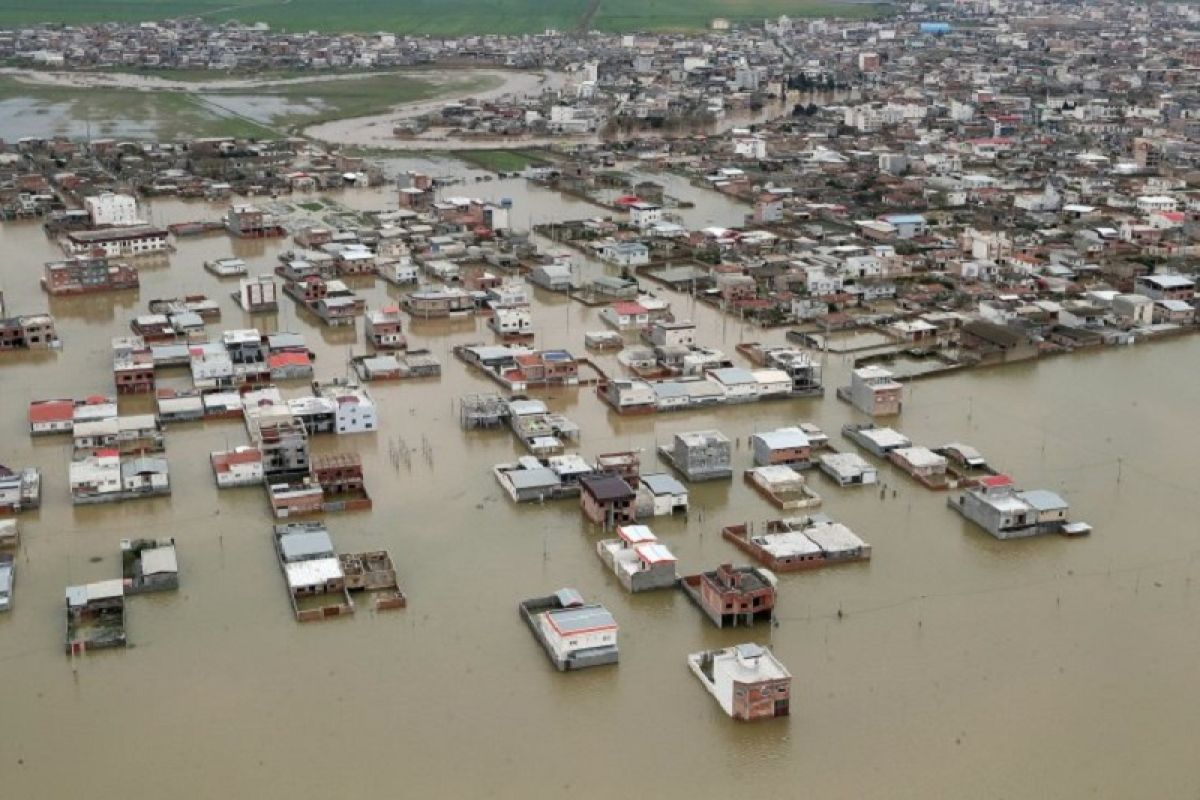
xmin=0 ymin=0 xmax=890 ymax=34
xmin=0 ymin=70 xmax=498 ymax=141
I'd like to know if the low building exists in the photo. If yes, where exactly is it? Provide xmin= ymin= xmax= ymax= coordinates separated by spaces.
xmin=0 ymin=466 xmax=41 ymax=513
xmin=818 ymin=452 xmax=878 ymax=486
xmin=889 ymin=446 xmax=950 ymax=488
xmin=210 ymin=446 xmax=264 ymax=488
xmin=64 ymin=225 xmax=169 ymax=258
xmin=722 ymin=516 xmax=871 ymax=572
xmin=841 ymin=366 xmax=903 ymax=417
xmin=687 ymin=643 xmax=791 ymax=721
xmin=66 ymin=579 xmax=126 ymax=653
xmin=743 ymin=466 xmax=821 ymax=510
xmin=595 ymin=525 xmax=678 ymax=592
xmin=340 ymin=551 xmax=406 ymax=610
xmin=659 ymin=430 xmax=732 ymax=482
xmin=636 ymin=472 xmax=689 ymax=517
xmin=274 ymin=523 xmax=354 ymax=621
xmin=121 ymin=538 xmax=179 ymax=594
xmin=365 ymin=305 xmax=406 ymax=350
xmin=519 ymin=587 xmax=619 ymax=671
xmin=679 ymin=563 xmax=777 ymax=628
xmin=948 ymin=475 xmax=1089 ymax=539
xmin=842 ymin=423 xmax=911 ymax=457
xmin=579 ymin=473 xmax=637 ymax=529
xmin=751 ymin=427 xmax=813 ymax=468
xmin=43 ymin=256 xmax=139 ymax=296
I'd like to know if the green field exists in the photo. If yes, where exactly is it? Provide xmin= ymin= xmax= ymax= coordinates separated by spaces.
xmin=453 ymin=149 xmax=552 ymax=172
xmin=0 ymin=0 xmax=890 ymax=33
xmin=0 ymin=71 xmax=497 ymax=141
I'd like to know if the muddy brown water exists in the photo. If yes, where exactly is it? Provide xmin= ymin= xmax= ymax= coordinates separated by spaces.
xmin=2 ymin=173 xmax=1199 ymax=798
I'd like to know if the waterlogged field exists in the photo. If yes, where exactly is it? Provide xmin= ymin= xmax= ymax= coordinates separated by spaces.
xmin=0 ymin=71 xmax=499 ymax=141
xmin=0 ymin=0 xmax=888 ymax=33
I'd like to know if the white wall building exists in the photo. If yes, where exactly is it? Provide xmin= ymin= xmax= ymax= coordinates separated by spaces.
xmin=85 ymin=193 xmax=140 ymax=227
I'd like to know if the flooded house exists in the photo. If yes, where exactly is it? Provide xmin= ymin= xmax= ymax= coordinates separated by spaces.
xmin=889 ymin=446 xmax=951 ymax=489
xmin=688 ymin=643 xmax=791 ymax=721
xmin=224 ymin=204 xmax=284 ymax=238
xmin=0 ymin=519 xmax=16 ymax=548
xmin=210 ymin=446 xmax=264 ymax=488
xmin=274 ymin=523 xmax=354 ymax=622
xmin=310 ymin=452 xmax=372 ymax=511
xmin=0 ymin=554 xmax=12 ymax=612
xmin=42 ymin=255 xmax=139 ymax=296
xmin=842 ymin=423 xmax=912 ymax=458
xmin=402 ymin=285 xmax=475 ymax=317
xmin=751 ymin=427 xmax=814 ymax=469
xmin=63 ymin=225 xmax=170 ymax=258
xmin=204 ymin=257 xmax=248 ymax=278
xmin=489 ymin=307 xmax=534 ymax=341
xmin=235 ymin=274 xmax=280 ymax=313
xmin=635 ymin=472 xmax=689 ymax=517
xmin=28 ymin=398 xmax=76 ymax=436
xmin=0 ymin=312 xmax=59 ymax=350
xmin=658 ymin=430 xmax=733 ymax=482
xmin=722 ymin=516 xmax=872 ymax=572
xmin=312 ymin=380 xmax=378 ymax=434
xmin=0 ymin=466 xmax=41 ymax=513
xmin=839 ymin=365 xmax=903 ymax=417
xmin=112 ymin=337 xmax=156 ymax=394
xmin=744 ymin=466 xmax=821 ymax=510
xmin=246 ymin=407 xmax=310 ymax=483
xmin=365 ymin=305 xmax=406 ymax=350
xmin=595 ymin=525 xmax=678 ymax=592
xmin=268 ymin=480 xmax=325 ymax=518
xmin=121 ymin=538 xmax=179 ymax=594
xmin=579 ymin=473 xmax=637 ymax=529
xmin=65 ymin=580 xmax=127 ymax=653
xmin=339 ymin=551 xmax=406 ymax=610
xmin=494 ymin=454 xmax=593 ymax=502
xmin=818 ymin=452 xmax=878 ymax=487
xmin=679 ymin=563 xmax=777 ymax=628
xmin=519 ymin=587 xmax=619 ymax=671
xmin=948 ymin=475 xmax=1090 ymax=539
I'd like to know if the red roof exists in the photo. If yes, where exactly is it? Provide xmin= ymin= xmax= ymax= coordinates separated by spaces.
xmin=28 ymin=399 xmax=74 ymax=423
xmin=611 ymin=301 xmax=648 ymax=316
xmin=269 ymin=351 xmax=311 ymax=368
xmin=979 ymin=474 xmax=1013 ymax=488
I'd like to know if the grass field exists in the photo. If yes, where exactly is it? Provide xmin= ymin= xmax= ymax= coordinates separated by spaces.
xmin=0 ymin=71 xmax=498 ymax=141
xmin=453 ymin=149 xmax=552 ymax=172
xmin=0 ymin=0 xmax=890 ymax=34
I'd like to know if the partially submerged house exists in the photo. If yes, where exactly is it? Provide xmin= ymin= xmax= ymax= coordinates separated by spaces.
xmin=579 ymin=473 xmax=637 ymax=529
xmin=121 ymin=538 xmax=179 ymax=594
xmin=635 ymin=472 xmax=689 ymax=517
xmin=658 ymin=430 xmax=732 ymax=481
xmin=751 ymin=427 xmax=814 ymax=469
xmin=744 ymin=465 xmax=821 ymax=510
xmin=0 ymin=465 xmax=41 ymax=513
xmin=679 ymin=563 xmax=777 ymax=628
xmin=839 ymin=365 xmax=903 ymax=417
xmin=274 ymin=523 xmax=354 ymax=621
xmin=66 ymin=580 xmax=126 ymax=653
xmin=595 ymin=525 xmax=678 ymax=592
xmin=688 ymin=643 xmax=791 ymax=721
xmin=340 ymin=551 xmax=406 ymax=610
xmin=948 ymin=475 xmax=1090 ymax=539
xmin=722 ymin=515 xmax=872 ymax=572
xmin=818 ymin=452 xmax=878 ymax=486
xmin=519 ymin=587 xmax=619 ymax=671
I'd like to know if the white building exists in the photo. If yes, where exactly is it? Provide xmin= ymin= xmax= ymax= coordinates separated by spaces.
xmin=687 ymin=643 xmax=792 ymax=720
xmin=628 ymin=202 xmax=662 ymax=230
xmin=85 ymin=193 xmax=140 ymax=227
xmin=489 ymin=307 xmax=533 ymax=337
xmin=316 ymin=384 xmax=378 ymax=434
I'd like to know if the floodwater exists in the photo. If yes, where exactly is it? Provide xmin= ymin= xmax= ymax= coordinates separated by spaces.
xmin=2 ymin=169 xmax=1200 ymax=799
xmin=0 ymin=98 xmax=158 ymax=140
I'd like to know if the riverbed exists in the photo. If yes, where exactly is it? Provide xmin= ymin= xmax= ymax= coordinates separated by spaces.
xmin=1 ymin=172 xmax=1198 ymax=799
